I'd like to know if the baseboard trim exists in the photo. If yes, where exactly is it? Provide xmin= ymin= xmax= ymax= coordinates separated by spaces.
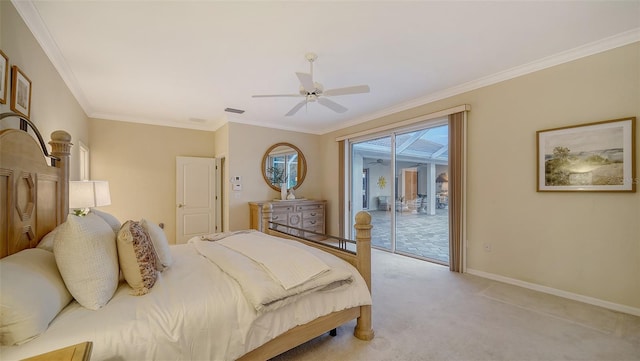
xmin=465 ymin=268 xmax=640 ymax=317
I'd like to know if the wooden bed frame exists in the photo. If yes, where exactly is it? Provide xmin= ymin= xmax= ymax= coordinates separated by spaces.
xmin=0 ymin=114 xmax=373 ymax=360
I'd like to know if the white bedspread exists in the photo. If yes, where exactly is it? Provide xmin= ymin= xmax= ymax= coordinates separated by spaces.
xmin=0 ymin=238 xmax=371 ymax=361
xmin=217 ymin=231 xmax=330 ymax=290
xmin=192 ymin=231 xmax=353 ymax=313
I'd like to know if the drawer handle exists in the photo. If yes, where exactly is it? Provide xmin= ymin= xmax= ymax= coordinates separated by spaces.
xmin=310 ymin=220 xmax=316 ymax=225
xmin=310 ymin=212 xmax=316 ymax=216
xmin=273 ymin=216 xmax=279 ymax=220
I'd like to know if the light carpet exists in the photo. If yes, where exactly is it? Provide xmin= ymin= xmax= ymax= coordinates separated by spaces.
xmin=271 ymin=250 xmax=640 ymax=361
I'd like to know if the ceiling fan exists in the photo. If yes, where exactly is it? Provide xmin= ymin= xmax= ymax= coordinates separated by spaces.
xmin=367 ymin=159 xmax=388 ymax=166
xmin=252 ymin=52 xmax=370 ymax=116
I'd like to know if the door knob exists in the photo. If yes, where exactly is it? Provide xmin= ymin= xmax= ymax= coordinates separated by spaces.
xmin=178 ymin=203 xmax=186 ymax=208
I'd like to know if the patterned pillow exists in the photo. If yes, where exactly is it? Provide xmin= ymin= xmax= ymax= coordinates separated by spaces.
xmin=141 ymin=218 xmax=173 ymax=269
xmin=54 ymin=214 xmax=119 ymax=310
xmin=117 ymin=221 xmax=159 ymax=295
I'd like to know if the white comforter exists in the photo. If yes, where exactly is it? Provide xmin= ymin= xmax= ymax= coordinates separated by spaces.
xmin=192 ymin=231 xmax=354 ymax=313
xmin=0 ymin=236 xmax=371 ymax=361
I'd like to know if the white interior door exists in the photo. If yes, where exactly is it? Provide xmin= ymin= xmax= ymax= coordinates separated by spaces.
xmin=176 ymin=157 xmax=217 ymax=244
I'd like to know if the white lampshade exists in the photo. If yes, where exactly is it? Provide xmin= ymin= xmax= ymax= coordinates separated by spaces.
xmin=69 ymin=180 xmax=111 ymax=209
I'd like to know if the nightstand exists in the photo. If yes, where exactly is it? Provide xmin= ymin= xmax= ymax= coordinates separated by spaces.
xmin=22 ymin=341 xmax=92 ymax=361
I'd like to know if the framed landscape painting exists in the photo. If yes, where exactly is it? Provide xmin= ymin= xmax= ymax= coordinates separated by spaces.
xmin=537 ymin=117 xmax=636 ymax=192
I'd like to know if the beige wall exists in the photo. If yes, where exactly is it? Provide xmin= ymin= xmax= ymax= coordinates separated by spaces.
xmin=1 ymin=2 xmax=88 ymax=179
xmin=322 ymin=43 xmax=640 ymax=310
xmin=89 ymin=118 xmax=215 ymax=243
xmin=86 ymin=119 xmax=321 ymax=240
xmin=226 ymin=122 xmax=322 ymax=230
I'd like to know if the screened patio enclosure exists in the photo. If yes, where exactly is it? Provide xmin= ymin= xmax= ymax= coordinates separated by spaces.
xmin=350 ymin=123 xmax=450 ymax=264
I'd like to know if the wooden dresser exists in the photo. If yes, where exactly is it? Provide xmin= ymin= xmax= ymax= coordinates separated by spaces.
xmin=249 ymin=200 xmax=326 ymax=238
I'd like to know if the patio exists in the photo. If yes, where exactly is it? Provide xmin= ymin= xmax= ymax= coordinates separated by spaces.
xmin=367 ymin=208 xmax=449 ymax=264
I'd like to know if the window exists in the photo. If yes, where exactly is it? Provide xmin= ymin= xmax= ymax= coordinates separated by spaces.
xmin=79 ymin=141 xmax=89 ymax=181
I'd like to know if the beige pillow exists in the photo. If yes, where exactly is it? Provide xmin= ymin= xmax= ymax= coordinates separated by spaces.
xmin=91 ymin=209 xmax=121 ymax=234
xmin=36 ymin=226 xmax=60 ymax=252
xmin=141 ymin=218 xmax=173 ymax=268
xmin=117 ymin=220 xmax=159 ymax=295
xmin=0 ymin=249 xmax=73 ymax=345
xmin=54 ymin=214 xmax=119 ymax=310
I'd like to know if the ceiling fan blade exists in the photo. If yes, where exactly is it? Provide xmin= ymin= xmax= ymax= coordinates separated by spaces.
xmin=296 ymin=72 xmax=315 ymax=93
xmin=323 ymin=85 xmax=370 ymax=96
xmin=318 ymin=97 xmax=348 ymax=113
xmin=252 ymin=94 xmax=302 ymax=98
xmin=285 ymin=100 xmax=308 ymax=116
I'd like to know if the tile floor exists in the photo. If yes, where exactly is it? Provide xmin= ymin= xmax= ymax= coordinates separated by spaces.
xmin=367 ymin=207 xmax=450 ymax=264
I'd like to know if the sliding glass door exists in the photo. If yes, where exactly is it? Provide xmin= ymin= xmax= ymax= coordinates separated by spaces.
xmin=350 ymin=121 xmax=450 ymax=265
xmin=351 ymin=136 xmax=392 ymax=251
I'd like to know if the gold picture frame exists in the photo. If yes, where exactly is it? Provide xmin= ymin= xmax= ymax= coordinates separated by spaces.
xmin=537 ymin=117 xmax=636 ymax=192
xmin=0 ymin=50 xmax=8 ymax=104
xmin=10 ymin=66 xmax=32 ymax=119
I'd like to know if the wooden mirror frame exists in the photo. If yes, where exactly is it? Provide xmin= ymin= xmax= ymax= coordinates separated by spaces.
xmin=261 ymin=142 xmax=307 ymax=192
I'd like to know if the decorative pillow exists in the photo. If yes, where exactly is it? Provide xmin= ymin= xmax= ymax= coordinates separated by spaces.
xmin=117 ymin=220 xmax=160 ymax=295
xmin=141 ymin=218 xmax=173 ymax=268
xmin=54 ymin=214 xmax=119 ymax=310
xmin=36 ymin=227 xmax=60 ymax=252
xmin=91 ymin=209 xmax=122 ymax=234
xmin=0 ymin=249 xmax=73 ymax=345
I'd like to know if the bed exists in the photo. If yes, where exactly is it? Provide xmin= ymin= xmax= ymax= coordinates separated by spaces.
xmin=0 ymin=113 xmax=374 ymax=360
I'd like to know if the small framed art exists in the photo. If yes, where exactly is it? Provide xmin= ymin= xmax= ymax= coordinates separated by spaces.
xmin=10 ymin=66 xmax=32 ymax=119
xmin=537 ymin=117 xmax=636 ymax=192
xmin=0 ymin=50 xmax=8 ymax=104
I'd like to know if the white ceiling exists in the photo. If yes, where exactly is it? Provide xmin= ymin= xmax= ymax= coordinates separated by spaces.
xmin=14 ymin=1 xmax=640 ymax=134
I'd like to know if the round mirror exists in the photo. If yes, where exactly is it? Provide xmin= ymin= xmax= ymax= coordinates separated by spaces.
xmin=261 ymin=142 xmax=307 ymax=192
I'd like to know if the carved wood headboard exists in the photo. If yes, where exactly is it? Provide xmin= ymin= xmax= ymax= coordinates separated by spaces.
xmin=0 ymin=113 xmax=71 ymax=258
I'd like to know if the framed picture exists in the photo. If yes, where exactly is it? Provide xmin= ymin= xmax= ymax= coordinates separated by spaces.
xmin=537 ymin=117 xmax=636 ymax=192
xmin=0 ymin=49 xmax=7 ymax=104
xmin=10 ymin=66 xmax=32 ymax=119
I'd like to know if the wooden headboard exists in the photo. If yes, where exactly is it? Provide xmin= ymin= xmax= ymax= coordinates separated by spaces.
xmin=0 ymin=113 xmax=71 ymax=258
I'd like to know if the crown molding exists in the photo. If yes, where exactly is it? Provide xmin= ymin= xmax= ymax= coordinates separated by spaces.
xmin=12 ymin=0 xmax=93 ymax=115
xmin=320 ymin=28 xmax=640 ymax=135
xmin=89 ymin=112 xmax=224 ymax=132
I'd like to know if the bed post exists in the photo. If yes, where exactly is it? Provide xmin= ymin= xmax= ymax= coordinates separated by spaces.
xmin=49 ymin=131 xmax=72 ymax=223
xmin=261 ymin=202 xmax=273 ymax=232
xmin=353 ymin=211 xmax=374 ymax=340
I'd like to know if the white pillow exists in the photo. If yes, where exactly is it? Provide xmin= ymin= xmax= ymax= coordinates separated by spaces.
xmin=36 ymin=227 xmax=59 ymax=252
xmin=141 ymin=218 xmax=173 ymax=268
xmin=54 ymin=214 xmax=119 ymax=310
xmin=0 ymin=249 xmax=73 ymax=345
xmin=91 ymin=209 xmax=121 ymax=234
xmin=117 ymin=220 xmax=159 ymax=295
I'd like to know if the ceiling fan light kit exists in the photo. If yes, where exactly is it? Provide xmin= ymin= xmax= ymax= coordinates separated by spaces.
xmin=252 ymin=52 xmax=370 ymax=116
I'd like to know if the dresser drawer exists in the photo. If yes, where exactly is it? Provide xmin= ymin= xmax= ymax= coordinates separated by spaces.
xmin=303 ymin=218 xmax=323 ymax=228
xmin=296 ymin=203 xmax=324 ymax=212
xmin=270 ymin=212 xmax=288 ymax=224
xmin=302 ymin=210 xmax=323 ymax=218
xmin=273 ymin=205 xmax=295 ymax=212
xmin=287 ymin=213 xmax=303 ymax=228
